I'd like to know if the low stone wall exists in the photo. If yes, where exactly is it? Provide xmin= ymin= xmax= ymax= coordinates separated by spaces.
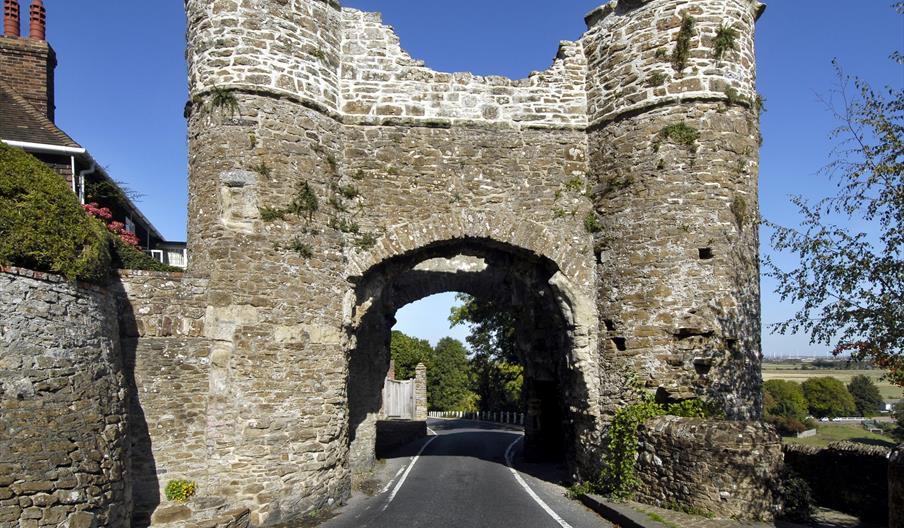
xmin=783 ymin=442 xmax=890 ymax=524
xmin=375 ymin=421 xmax=427 ymax=459
xmin=634 ymin=416 xmax=782 ymax=521
xmin=890 ymin=445 xmax=904 ymax=527
xmin=0 ymin=267 xmax=129 ymax=527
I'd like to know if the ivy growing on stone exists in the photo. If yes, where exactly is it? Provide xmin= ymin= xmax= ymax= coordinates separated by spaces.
xmin=597 ymin=398 xmax=711 ymax=499
xmin=713 ymin=24 xmax=739 ymax=61
xmin=731 ymin=196 xmax=749 ymax=230
xmin=671 ymin=15 xmax=695 ymax=72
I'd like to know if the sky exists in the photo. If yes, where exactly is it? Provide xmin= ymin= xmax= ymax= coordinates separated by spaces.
xmin=35 ymin=1 xmax=903 ymax=355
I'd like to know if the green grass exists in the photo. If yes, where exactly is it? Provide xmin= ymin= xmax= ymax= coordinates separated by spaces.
xmin=783 ymin=423 xmax=896 ymax=449
xmin=762 ymin=366 xmax=902 ymax=400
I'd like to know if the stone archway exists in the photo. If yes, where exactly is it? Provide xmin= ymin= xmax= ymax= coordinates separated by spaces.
xmin=344 ymin=235 xmax=601 ymax=478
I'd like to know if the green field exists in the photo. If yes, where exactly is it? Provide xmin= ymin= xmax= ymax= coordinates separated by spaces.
xmin=783 ymin=423 xmax=897 ymax=449
xmin=761 ymin=364 xmax=902 ymax=401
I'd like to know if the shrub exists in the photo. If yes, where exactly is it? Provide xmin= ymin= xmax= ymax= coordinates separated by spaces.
xmin=164 ymin=479 xmax=197 ymax=502
xmin=766 ymin=415 xmax=807 ymax=437
xmin=779 ymin=469 xmax=814 ymax=522
xmin=0 ymin=143 xmax=111 ymax=283
xmin=110 ymin=236 xmax=180 ymax=272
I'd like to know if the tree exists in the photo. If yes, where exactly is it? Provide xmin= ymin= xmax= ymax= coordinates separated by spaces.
xmin=449 ymin=294 xmax=523 ymax=411
xmin=764 ymin=379 xmax=808 ymax=420
xmin=449 ymin=293 xmax=518 ymax=363
xmin=765 ymin=14 xmax=904 ymax=385
xmin=428 ymin=337 xmax=476 ymax=411
xmin=764 ymin=379 xmax=810 ymax=436
xmin=801 ymin=377 xmax=857 ymax=419
xmin=389 ymin=330 xmax=432 ymax=380
xmin=847 ymin=375 xmax=884 ymax=417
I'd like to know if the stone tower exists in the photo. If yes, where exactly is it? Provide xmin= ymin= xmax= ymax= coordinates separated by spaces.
xmin=173 ymin=0 xmax=767 ymax=524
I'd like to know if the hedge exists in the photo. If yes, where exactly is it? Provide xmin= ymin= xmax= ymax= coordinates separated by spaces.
xmin=0 ymin=143 xmax=111 ymax=283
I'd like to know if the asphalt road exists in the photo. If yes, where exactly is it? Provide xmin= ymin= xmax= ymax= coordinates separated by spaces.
xmin=323 ymin=419 xmax=611 ymax=528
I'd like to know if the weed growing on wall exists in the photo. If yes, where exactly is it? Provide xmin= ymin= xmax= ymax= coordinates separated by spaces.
xmin=210 ymin=87 xmax=239 ymax=116
xmin=584 ymin=213 xmax=603 ymax=234
xmin=647 ymin=71 xmax=668 ymax=87
xmin=660 ymin=122 xmax=700 ymax=147
xmin=713 ymin=24 xmax=738 ymax=61
xmin=164 ymin=480 xmax=197 ymax=502
xmin=671 ymin=15 xmax=695 ymax=72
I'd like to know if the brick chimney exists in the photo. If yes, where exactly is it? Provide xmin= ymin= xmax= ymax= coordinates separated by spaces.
xmin=28 ymin=0 xmax=43 ymax=41
xmin=3 ymin=0 xmax=19 ymax=37
xmin=0 ymin=0 xmax=56 ymax=121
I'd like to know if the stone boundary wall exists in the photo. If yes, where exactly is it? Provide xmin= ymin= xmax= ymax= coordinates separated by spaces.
xmin=0 ymin=267 xmax=129 ymax=527
xmin=782 ymin=442 xmax=890 ymax=524
xmin=111 ymin=271 xmax=232 ymax=527
xmin=374 ymin=421 xmax=427 ymax=459
xmin=634 ymin=416 xmax=782 ymax=521
xmin=890 ymin=445 xmax=904 ymax=527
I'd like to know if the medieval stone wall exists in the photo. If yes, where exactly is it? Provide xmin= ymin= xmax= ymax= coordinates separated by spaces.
xmin=0 ymin=267 xmax=129 ymax=528
xmin=783 ymin=442 xmax=891 ymax=525
xmin=162 ymin=0 xmax=770 ymax=523
xmin=635 ymin=416 xmax=782 ymax=520
xmin=340 ymin=10 xmax=587 ymax=128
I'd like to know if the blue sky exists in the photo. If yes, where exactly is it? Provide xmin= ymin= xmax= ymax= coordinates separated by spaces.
xmin=39 ymin=1 xmax=903 ymax=355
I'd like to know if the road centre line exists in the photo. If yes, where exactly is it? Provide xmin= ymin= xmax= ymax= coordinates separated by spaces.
xmin=383 ymin=435 xmax=438 ymax=510
xmin=379 ymin=467 xmax=405 ymax=495
xmin=504 ymin=436 xmax=574 ymax=528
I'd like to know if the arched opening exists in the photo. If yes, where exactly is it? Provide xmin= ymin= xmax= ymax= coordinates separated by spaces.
xmin=345 ymin=238 xmax=598 ymax=479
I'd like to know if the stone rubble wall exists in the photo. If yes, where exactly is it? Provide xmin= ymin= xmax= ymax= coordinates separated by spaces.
xmin=635 ymin=416 xmax=782 ymax=520
xmin=890 ymin=445 xmax=904 ymax=528
xmin=583 ymin=0 xmax=763 ymax=126
xmin=340 ymin=9 xmax=587 ymax=128
xmin=186 ymin=0 xmax=343 ymax=112
xmin=415 ymin=363 xmax=427 ymax=420
xmin=590 ymin=100 xmax=763 ymax=420
xmin=782 ymin=442 xmax=891 ymax=525
xmin=0 ymin=267 xmax=129 ymax=528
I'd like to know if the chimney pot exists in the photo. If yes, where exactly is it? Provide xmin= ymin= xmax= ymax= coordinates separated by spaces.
xmin=3 ymin=0 xmax=20 ymax=38
xmin=28 ymin=0 xmax=44 ymax=41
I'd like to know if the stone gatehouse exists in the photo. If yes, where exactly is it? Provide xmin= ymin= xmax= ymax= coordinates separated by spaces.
xmin=2 ymin=0 xmax=774 ymax=526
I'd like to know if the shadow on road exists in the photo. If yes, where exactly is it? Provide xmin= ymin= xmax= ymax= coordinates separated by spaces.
xmin=379 ymin=419 xmax=574 ymax=488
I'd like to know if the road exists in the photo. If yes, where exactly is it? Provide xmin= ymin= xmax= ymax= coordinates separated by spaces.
xmin=322 ymin=419 xmax=611 ymax=528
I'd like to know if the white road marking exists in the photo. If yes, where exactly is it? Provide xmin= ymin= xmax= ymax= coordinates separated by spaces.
xmin=379 ymin=467 xmax=405 ymax=494
xmin=427 ymin=427 xmax=437 ymax=436
xmin=383 ymin=435 xmax=439 ymax=511
xmin=504 ymin=436 xmax=574 ymax=528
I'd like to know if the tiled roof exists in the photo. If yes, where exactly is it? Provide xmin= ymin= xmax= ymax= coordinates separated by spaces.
xmin=0 ymin=80 xmax=79 ymax=148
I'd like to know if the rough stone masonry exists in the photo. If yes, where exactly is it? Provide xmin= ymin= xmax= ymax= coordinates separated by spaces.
xmin=2 ymin=0 xmax=777 ymax=526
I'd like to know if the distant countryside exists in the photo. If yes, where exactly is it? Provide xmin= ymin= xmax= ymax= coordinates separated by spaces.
xmin=762 ymin=358 xmax=902 ymax=449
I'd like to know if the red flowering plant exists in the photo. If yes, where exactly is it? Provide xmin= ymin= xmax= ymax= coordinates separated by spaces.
xmin=83 ymin=203 xmax=141 ymax=249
